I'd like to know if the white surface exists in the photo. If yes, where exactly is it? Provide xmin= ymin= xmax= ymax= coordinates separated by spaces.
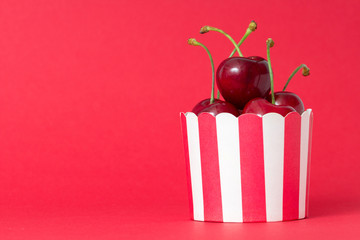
xmin=263 ymin=113 xmax=285 ymax=222
xmin=185 ymin=113 xmax=204 ymax=221
xmin=216 ymin=113 xmax=243 ymax=222
xmin=299 ymin=109 xmax=311 ymax=219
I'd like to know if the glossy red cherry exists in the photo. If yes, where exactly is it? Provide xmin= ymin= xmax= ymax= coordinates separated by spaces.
xmin=216 ymin=56 xmax=271 ymax=109
xmin=243 ymin=98 xmax=296 ymax=117
xmin=270 ymin=64 xmax=309 ymax=114
xmin=192 ymin=99 xmax=240 ymax=116
xmin=267 ymin=91 xmax=305 ymax=114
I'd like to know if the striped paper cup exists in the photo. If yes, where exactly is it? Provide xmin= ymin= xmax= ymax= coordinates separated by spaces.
xmin=180 ymin=109 xmax=313 ymax=222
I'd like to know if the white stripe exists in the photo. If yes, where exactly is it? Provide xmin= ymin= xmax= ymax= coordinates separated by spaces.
xmin=263 ymin=113 xmax=285 ymax=222
xmin=216 ymin=113 xmax=243 ymax=222
xmin=186 ymin=113 xmax=204 ymax=221
xmin=299 ymin=109 xmax=311 ymax=219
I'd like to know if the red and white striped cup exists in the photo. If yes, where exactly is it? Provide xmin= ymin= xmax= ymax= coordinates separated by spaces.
xmin=180 ymin=109 xmax=313 ymax=222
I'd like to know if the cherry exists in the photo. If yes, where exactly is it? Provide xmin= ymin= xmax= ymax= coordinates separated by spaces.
xmin=199 ymin=23 xmax=268 ymax=110
xmin=243 ymin=39 xmax=296 ymax=117
xmin=267 ymin=64 xmax=310 ymax=114
xmin=187 ymin=38 xmax=240 ymax=116
xmin=216 ymin=56 xmax=271 ymax=109
xmin=187 ymin=24 xmax=258 ymax=116
xmin=267 ymin=91 xmax=304 ymax=114
xmin=192 ymin=98 xmax=240 ymax=116
xmin=243 ymin=98 xmax=296 ymax=117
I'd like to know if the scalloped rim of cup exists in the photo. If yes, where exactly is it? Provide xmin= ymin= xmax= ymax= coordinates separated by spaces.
xmin=181 ymin=109 xmax=312 ymax=119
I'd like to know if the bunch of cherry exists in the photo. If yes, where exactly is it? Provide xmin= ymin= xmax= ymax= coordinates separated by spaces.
xmin=188 ymin=21 xmax=310 ymax=117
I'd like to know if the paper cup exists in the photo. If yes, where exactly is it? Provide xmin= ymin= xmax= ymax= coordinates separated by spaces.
xmin=180 ymin=110 xmax=313 ymax=222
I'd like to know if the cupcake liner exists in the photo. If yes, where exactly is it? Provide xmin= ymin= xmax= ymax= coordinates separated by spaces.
xmin=180 ymin=109 xmax=313 ymax=222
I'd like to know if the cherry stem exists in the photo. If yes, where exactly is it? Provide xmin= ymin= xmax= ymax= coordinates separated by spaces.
xmin=229 ymin=21 xmax=257 ymax=58
xmin=188 ymin=38 xmax=216 ymax=104
xmin=200 ymin=26 xmax=242 ymax=57
xmin=266 ymin=38 xmax=275 ymax=104
xmin=283 ymin=64 xmax=310 ymax=91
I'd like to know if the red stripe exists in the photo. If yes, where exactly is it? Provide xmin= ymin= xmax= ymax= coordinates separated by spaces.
xmin=305 ymin=111 xmax=314 ymax=218
xmin=283 ymin=112 xmax=301 ymax=221
xmin=239 ymin=114 xmax=266 ymax=222
xmin=180 ymin=113 xmax=193 ymax=220
xmin=198 ymin=113 xmax=223 ymax=222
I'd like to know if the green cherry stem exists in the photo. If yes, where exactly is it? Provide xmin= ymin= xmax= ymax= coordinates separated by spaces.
xmin=200 ymin=26 xmax=242 ymax=57
xmin=229 ymin=21 xmax=257 ymax=58
xmin=266 ymin=38 xmax=275 ymax=104
xmin=283 ymin=64 xmax=310 ymax=91
xmin=188 ymin=38 xmax=216 ymax=104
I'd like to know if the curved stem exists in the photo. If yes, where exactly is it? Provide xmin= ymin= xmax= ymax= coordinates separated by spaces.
xmin=195 ymin=42 xmax=216 ymax=104
xmin=283 ymin=64 xmax=309 ymax=91
xmin=266 ymin=40 xmax=275 ymax=104
xmin=229 ymin=28 xmax=252 ymax=58
xmin=205 ymin=27 xmax=242 ymax=57
xmin=217 ymin=90 xmax=220 ymax=99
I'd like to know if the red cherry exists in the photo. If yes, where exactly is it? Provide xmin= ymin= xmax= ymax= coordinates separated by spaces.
xmin=267 ymin=91 xmax=305 ymax=114
xmin=216 ymin=56 xmax=271 ymax=109
xmin=192 ymin=99 xmax=240 ymax=116
xmin=243 ymin=98 xmax=296 ymax=117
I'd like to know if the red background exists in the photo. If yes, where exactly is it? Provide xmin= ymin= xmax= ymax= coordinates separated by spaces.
xmin=1 ymin=0 xmax=360 ymax=239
